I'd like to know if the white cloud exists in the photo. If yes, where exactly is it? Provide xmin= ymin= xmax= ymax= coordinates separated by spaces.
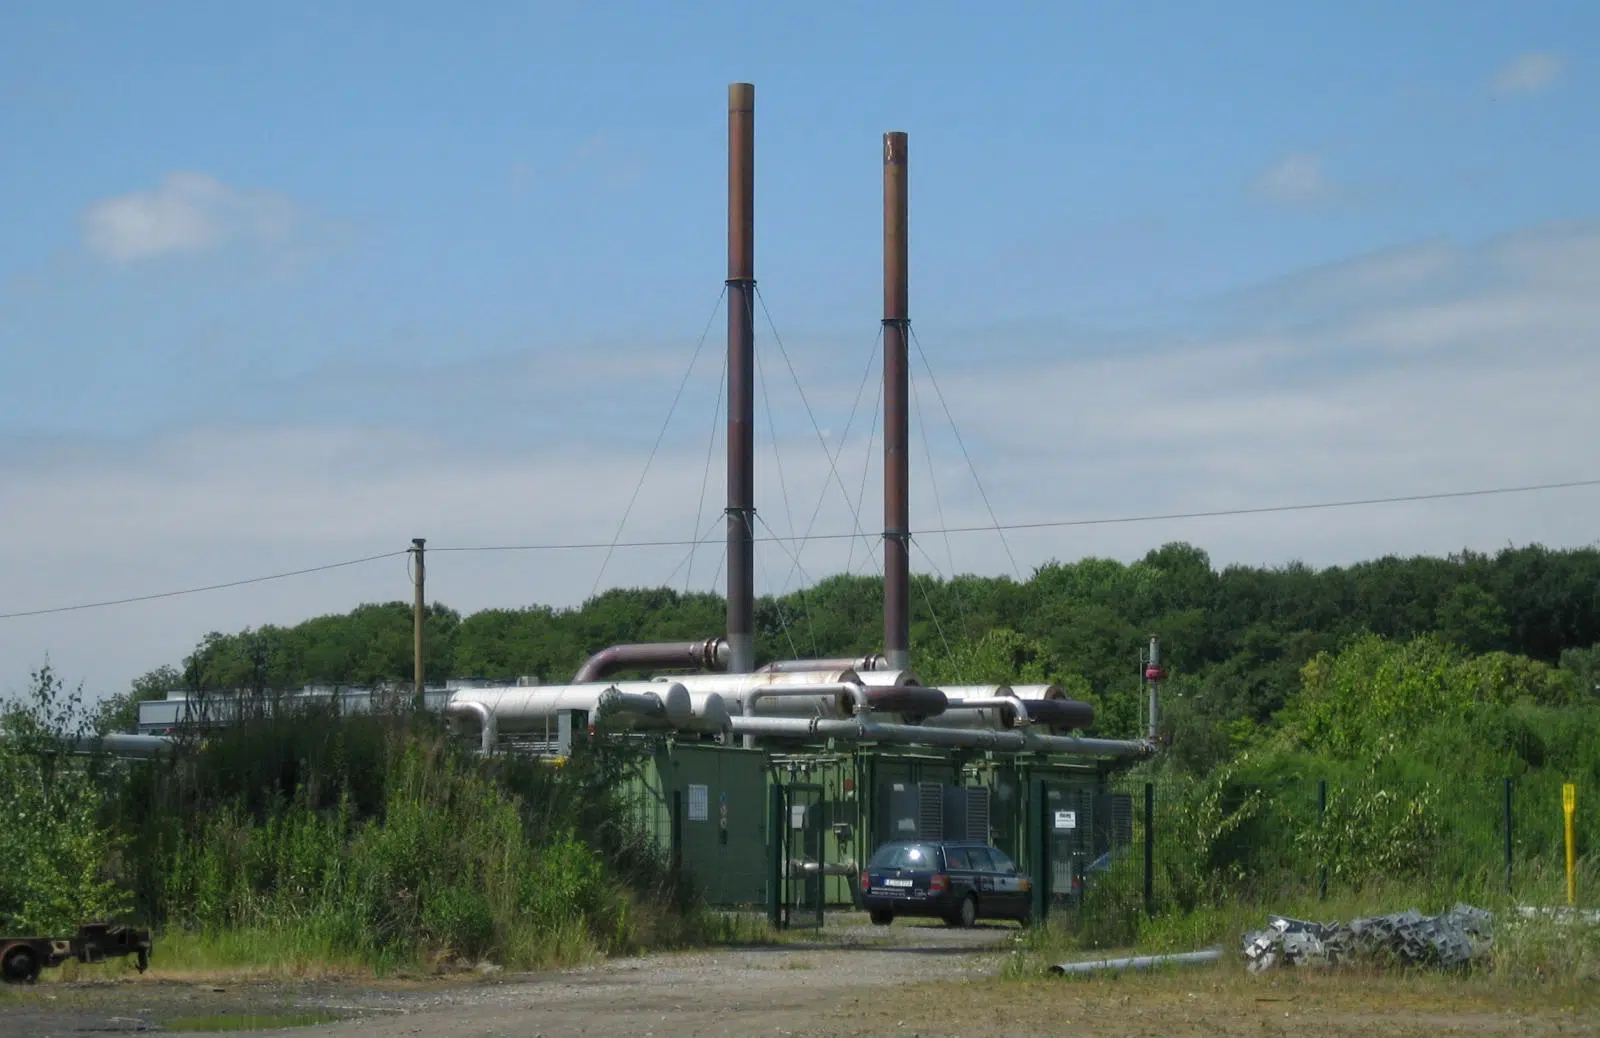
xmin=1491 ymin=52 xmax=1565 ymax=97
xmin=5 ymin=224 xmax=1600 ymax=699
xmin=1253 ymin=153 xmax=1335 ymax=205
xmin=81 ymin=172 xmax=297 ymax=262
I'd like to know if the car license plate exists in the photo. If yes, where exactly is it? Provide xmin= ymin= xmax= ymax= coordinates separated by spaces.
xmin=884 ymin=878 xmax=913 ymax=887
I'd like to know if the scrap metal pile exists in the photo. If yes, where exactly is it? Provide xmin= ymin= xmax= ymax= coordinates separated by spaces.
xmin=1242 ymin=904 xmax=1493 ymax=972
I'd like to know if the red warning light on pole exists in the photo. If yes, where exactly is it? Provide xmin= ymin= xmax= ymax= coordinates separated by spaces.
xmin=1144 ymin=666 xmax=1167 ymax=681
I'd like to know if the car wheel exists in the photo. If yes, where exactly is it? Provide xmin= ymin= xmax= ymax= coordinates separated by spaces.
xmin=869 ymin=909 xmax=894 ymax=926
xmin=952 ymin=895 xmax=977 ymax=928
xmin=1 ymin=945 xmax=40 ymax=984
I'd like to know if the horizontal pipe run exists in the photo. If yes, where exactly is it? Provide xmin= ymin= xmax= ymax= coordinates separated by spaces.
xmin=863 ymin=685 xmax=948 ymax=718
xmin=759 ymin=655 xmax=887 ymax=674
xmin=726 ymin=715 xmax=1152 ymax=759
xmin=1017 ymin=698 xmax=1095 ymax=731
xmin=571 ymin=638 xmax=729 ymax=684
xmin=1023 ymin=731 xmax=1151 ymax=758
xmin=730 ymin=715 xmax=1021 ymax=750
xmin=62 ymin=734 xmax=175 ymax=759
xmin=665 ymin=671 xmax=869 ymax=717
xmin=932 ymin=695 xmax=1026 ymax=728
xmin=449 ymin=681 xmax=693 ymax=732
xmin=856 ymin=670 xmax=922 ymax=688
xmin=743 ymin=683 xmax=863 ymax=748
xmin=789 ymin=860 xmax=858 ymax=877
xmin=744 ymin=684 xmax=863 ymax=716
xmin=937 ymin=683 xmax=1095 ymax=730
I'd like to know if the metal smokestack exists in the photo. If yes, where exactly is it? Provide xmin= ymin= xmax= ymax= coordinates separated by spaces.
xmin=883 ymin=131 xmax=910 ymax=670
xmin=726 ymin=83 xmax=757 ymax=674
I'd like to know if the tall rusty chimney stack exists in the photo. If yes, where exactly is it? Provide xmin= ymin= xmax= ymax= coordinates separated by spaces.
xmin=882 ymin=131 xmax=910 ymax=670
xmin=726 ymin=83 xmax=757 ymax=673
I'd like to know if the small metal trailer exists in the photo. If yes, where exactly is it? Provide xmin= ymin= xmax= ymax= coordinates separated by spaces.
xmin=0 ymin=924 xmax=152 ymax=983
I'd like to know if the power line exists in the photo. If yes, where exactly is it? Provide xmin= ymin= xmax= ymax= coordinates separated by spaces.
xmin=436 ymin=477 xmax=1600 ymax=551
xmin=4 ymin=477 xmax=1595 ymax=621
xmin=0 ymin=551 xmax=409 ymax=621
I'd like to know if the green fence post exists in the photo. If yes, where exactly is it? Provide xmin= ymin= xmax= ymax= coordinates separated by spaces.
xmin=767 ymin=782 xmax=783 ymax=929
xmin=1143 ymin=781 xmax=1155 ymax=919
xmin=1317 ymin=779 xmax=1328 ymax=901
xmin=671 ymin=789 xmax=683 ymax=874
xmin=1030 ymin=776 xmax=1048 ymax=923
xmin=1503 ymin=777 xmax=1514 ymax=896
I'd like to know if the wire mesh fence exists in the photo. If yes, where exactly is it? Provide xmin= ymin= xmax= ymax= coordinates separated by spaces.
xmin=1094 ymin=768 xmax=1595 ymax=925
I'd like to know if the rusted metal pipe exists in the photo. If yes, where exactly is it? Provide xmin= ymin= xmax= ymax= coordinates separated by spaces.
xmin=865 ymin=684 xmax=946 ymax=718
xmin=727 ymin=81 xmax=757 ymax=674
xmin=570 ymin=637 xmax=729 ymax=684
xmin=883 ymin=130 xmax=910 ymax=671
xmin=968 ymin=683 xmax=1095 ymax=731
xmin=1023 ymin=698 xmax=1096 ymax=732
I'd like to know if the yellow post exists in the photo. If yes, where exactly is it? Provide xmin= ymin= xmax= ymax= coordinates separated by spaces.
xmin=1564 ymin=783 xmax=1577 ymax=906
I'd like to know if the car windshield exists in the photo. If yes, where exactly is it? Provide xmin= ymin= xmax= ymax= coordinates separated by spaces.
xmin=868 ymin=843 xmax=942 ymax=870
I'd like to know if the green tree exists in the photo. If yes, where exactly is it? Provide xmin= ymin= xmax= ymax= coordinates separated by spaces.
xmin=95 ymin=664 xmax=182 ymax=734
xmin=1435 ymin=582 xmax=1510 ymax=653
xmin=0 ymin=665 xmax=131 ymax=931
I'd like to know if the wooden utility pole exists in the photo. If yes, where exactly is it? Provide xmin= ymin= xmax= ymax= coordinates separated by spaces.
xmin=412 ymin=537 xmax=426 ymax=711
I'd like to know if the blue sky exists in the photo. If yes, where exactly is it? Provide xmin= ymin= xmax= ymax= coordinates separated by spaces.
xmin=1 ymin=2 xmax=1597 ymax=695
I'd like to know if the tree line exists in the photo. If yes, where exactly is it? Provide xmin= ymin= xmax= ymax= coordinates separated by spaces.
xmin=102 ymin=541 xmax=1600 ymax=769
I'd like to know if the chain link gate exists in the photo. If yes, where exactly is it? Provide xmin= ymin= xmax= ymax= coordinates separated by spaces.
xmin=770 ymin=782 xmax=825 ymax=929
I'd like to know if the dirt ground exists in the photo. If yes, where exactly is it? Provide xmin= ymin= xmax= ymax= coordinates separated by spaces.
xmin=2 ymin=917 xmax=1596 ymax=1037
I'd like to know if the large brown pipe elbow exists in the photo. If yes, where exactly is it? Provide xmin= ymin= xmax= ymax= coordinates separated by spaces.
xmin=571 ymin=638 xmax=730 ymax=684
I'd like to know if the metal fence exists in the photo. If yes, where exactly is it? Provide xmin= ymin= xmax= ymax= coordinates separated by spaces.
xmin=1096 ymin=770 xmax=1594 ymax=919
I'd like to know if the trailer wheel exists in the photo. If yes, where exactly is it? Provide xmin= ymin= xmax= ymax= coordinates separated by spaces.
xmin=1 ymin=944 xmax=41 ymax=984
xmin=136 ymin=948 xmax=149 ymax=973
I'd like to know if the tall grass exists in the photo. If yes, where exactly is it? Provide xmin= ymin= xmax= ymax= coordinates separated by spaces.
xmin=4 ymin=680 xmax=721 ymax=976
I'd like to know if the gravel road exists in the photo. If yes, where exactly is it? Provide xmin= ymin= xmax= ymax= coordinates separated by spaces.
xmin=5 ymin=918 xmax=1595 ymax=1038
xmin=0 ymin=919 xmax=1016 ymax=1038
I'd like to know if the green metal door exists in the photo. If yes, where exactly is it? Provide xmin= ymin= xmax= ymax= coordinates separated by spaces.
xmin=664 ymin=744 xmax=769 ymax=908
xmin=1027 ymin=774 xmax=1099 ymax=921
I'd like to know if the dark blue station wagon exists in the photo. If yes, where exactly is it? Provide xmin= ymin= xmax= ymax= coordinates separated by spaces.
xmin=859 ymin=840 xmax=1033 ymax=927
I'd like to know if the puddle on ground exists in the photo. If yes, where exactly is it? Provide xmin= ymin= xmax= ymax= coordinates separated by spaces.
xmin=161 ymin=1012 xmax=345 ymax=1032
